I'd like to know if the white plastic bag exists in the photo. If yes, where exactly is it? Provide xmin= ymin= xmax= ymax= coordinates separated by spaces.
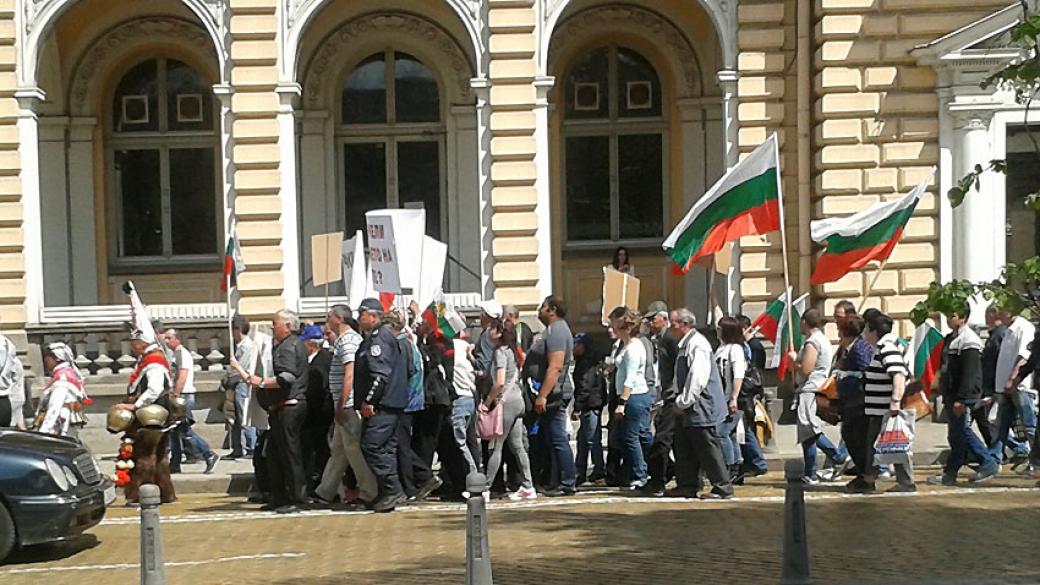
xmin=873 ymin=409 xmax=915 ymax=467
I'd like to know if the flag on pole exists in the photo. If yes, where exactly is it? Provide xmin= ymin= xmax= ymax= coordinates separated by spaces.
xmin=752 ymin=293 xmax=787 ymax=342
xmin=809 ymin=170 xmax=934 ymax=285
xmin=422 ymin=293 xmax=466 ymax=339
xmin=663 ymin=134 xmax=781 ymax=273
xmin=221 ymin=232 xmax=247 ymax=292
xmin=909 ymin=320 xmax=944 ymax=397
xmin=768 ymin=289 xmax=808 ymax=379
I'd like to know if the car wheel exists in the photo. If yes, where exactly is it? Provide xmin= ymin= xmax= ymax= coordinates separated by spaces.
xmin=0 ymin=504 xmax=14 ymax=564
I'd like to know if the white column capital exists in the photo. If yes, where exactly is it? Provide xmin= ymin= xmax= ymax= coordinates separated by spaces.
xmin=715 ymin=70 xmax=739 ymax=90
xmin=212 ymin=83 xmax=234 ymax=105
xmin=276 ymin=83 xmax=303 ymax=112
xmin=470 ymin=77 xmax=491 ymax=106
xmin=951 ymin=110 xmax=994 ymax=132
xmin=14 ymin=87 xmax=46 ymax=115
xmin=534 ymin=76 xmax=555 ymax=105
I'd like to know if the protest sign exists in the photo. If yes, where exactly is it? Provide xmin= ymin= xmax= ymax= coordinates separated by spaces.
xmin=365 ymin=209 xmax=426 ymax=293
xmin=341 ymin=230 xmax=372 ymax=309
xmin=601 ymin=267 xmax=641 ymax=324
xmin=311 ymin=232 xmax=343 ymax=287
xmin=416 ymin=236 xmax=447 ymax=311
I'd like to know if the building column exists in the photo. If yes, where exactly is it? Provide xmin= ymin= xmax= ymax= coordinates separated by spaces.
xmin=67 ymin=118 xmax=98 ymax=305
xmin=487 ymin=0 xmax=542 ymax=309
xmin=37 ymin=117 xmax=69 ymax=306
xmin=471 ymin=77 xmax=493 ymax=298
xmin=717 ymin=70 xmax=742 ymax=315
xmin=532 ymin=76 xmax=554 ymax=300
xmin=14 ymin=88 xmax=44 ymax=324
xmin=276 ymin=83 xmax=301 ymax=311
xmin=228 ymin=0 xmax=286 ymax=319
xmin=951 ymin=112 xmax=1000 ymax=283
xmin=299 ymin=109 xmax=329 ymax=298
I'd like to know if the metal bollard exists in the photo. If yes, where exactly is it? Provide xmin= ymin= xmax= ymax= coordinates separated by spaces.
xmin=780 ymin=460 xmax=810 ymax=585
xmin=465 ymin=472 xmax=493 ymax=585
xmin=139 ymin=484 xmax=166 ymax=585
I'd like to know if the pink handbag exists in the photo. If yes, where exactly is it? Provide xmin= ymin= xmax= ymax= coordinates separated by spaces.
xmin=477 ymin=401 xmax=504 ymax=440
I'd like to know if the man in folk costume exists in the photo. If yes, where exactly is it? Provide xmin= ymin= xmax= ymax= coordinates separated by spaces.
xmin=112 ymin=281 xmax=177 ymax=504
xmin=33 ymin=342 xmax=88 ymax=437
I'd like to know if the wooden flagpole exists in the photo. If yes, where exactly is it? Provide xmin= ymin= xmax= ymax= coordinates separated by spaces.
xmin=771 ymin=133 xmax=797 ymax=354
xmin=226 ymin=271 xmax=235 ymax=356
xmin=707 ymin=255 xmax=719 ymax=326
xmin=857 ymin=257 xmax=890 ymax=313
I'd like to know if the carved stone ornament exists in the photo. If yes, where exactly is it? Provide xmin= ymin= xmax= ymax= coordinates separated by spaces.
xmin=69 ymin=17 xmax=215 ymax=114
xmin=303 ymin=12 xmax=473 ymax=110
xmin=547 ymin=4 xmax=702 ymax=97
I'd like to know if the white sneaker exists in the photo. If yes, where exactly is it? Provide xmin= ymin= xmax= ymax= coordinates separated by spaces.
xmin=801 ymin=476 xmax=820 ymax=486
xmin=509 ymin=487 xmax=538 ymax=501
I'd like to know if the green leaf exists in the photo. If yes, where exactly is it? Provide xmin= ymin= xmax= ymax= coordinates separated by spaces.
xmin=948 ymin=186 xmax=966 ymax=208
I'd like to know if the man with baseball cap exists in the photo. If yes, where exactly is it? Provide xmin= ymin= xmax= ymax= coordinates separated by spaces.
xmin=354 ymin=298 xmax=411 ymax=512
xmin=641 ymin=300 xmax=680 ymax=496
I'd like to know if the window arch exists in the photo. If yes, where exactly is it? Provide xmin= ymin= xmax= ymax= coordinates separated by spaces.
xmin=108 ymin=57 xmax=219 ymax=263
xmin=340 ymin=50 xmax=444 ymax=239
xmin=563 ymin=45 xmax=665 ymax=243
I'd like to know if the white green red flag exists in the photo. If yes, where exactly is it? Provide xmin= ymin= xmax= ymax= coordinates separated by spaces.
xmin=767 ymin=289 xmax=808 ymax=379
xmin=221 ymin=230 xmax=246 ymax=292
xmin=909 ymin=320 xmax=944 ymax=397
xmin=663 ymin=134 xmax=781 ymax=273
xmin=809 ymin=171 xmax=933 ymax=284
xmin=422 ymin=293 xmax=465 ymax=340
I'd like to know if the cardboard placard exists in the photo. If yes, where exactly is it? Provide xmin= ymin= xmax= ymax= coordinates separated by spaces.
xmin=365 ymin=209 xmax=426 ymax=293
xmin=341 ymin=230 xmax=372 ymax=309
xmin=601 ymin=267 xmax=641 ymax=324
xmin=416 ymin=236 xmax=447 ymax=311
xmin=311 ymin=232 xmax=343 ymax=287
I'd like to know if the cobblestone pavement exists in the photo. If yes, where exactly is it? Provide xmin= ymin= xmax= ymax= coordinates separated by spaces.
xmin=3 ymin=469 xmax=1040 ymax=585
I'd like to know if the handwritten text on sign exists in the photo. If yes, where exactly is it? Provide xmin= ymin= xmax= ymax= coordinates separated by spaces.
xmin=365 ymin=214 xmax=401 ymax=293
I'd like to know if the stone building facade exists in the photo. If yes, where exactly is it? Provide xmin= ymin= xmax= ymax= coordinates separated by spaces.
xmin=3 ymin=0 xmax=1037 ymax=377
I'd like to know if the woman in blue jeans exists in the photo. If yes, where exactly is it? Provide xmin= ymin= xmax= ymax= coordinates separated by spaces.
xmin=714 ymin=317 xmax=747 ymax=482
xmin=607 ymin=307 xmax=652 ymax=489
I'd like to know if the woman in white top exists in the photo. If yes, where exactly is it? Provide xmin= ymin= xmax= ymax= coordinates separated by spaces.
xmin=33 ymin=342 xmax=88 ymax=437
xmin=482 ymin=321 xmax=536 ymax=500
xmin=607 ymin=306 xmax=651 ymax=489
xmin=714 ymin=317 xmax=747 ymax=481
xmin=787 ymin=308 xmax=850 ymax=484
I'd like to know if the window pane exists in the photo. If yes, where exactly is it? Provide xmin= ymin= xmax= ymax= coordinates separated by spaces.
xmin=1006 ymin=150 xmax=1040 ymax=264
xmin=394 ymin=53 xmax=439 ymax=123
xmin=397 ymin=141 xmax=441 ymax=239
xmin=113 ymin=60 xmax=159 ymax=132
xmin=617 ymin=48 xmax=662 ymax=118
xmin=169 ymin=148 xmax=217 ymax=255
xmin=166 ymin=59 xmax=213 ymax=131
xmin=565 ymin=48 xmax=609 ymax=120
xmin=566 ymin=136 xmax=610 ymax=241
xmin=343 ymin=54 xmax=387 ymax=124
xmin=618 ymin=134 xmax=663 ymax=239
xmin=344 ymin=142 xmax=388 ymax=236
xmin=116 ymin=149 xmax=163 ymax=256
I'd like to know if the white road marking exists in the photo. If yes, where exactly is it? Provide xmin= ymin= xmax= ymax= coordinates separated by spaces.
xmin=0 ymin=552 xmax=306 ymax=575
xmin=98 ymin=485 xmax=1040 ymax=526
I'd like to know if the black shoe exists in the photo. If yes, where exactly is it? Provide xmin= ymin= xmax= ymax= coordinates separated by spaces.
xmin=744 ymin=467 xmax=768 ymax=478
xmin=845 ymin=478 xmax=876 ymax=494
xmin=309 ymin=495 xmax=334 ymax=508
xmin=587 ymin=471 xmax=606 ymax=483
xmin=412 ymin=476 xmax=443 ymax=503
xmin=372 ymin=493 xmax=407 ymax=513
xmin=698 ymin=487 xmax=734 ymax=500
xmin=259 ymin=503 xmax=280 ymax=511
xmin=544 ymin=485 xmax=577 ymax=498
xmin=663 ymin=487 xmax=700 ymax=499
xmin=635 ymin=484 xmax=665 ymax=497
xmin=203 ymin=454 xmax=221 ymax=475
xmin=247 ymin=493 xmax=266 ymax=504
xmin=275 ymin=504 xmax=303 ymax=514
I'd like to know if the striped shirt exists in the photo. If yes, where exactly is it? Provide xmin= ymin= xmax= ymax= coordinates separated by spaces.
xmin=863 ymin=333 xmax=908 ymax=417
xmin=329 ymin=329 xmax=363 ymax=409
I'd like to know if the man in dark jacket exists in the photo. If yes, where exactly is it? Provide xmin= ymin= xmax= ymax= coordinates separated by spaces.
xmin=300 ymin=325 xmax=332 ymax=494
xmin=977 ymin=306 xmax=1006 ymax=445
xmin=571 ymin=334 xmax=605 ymax=484
xmin=355 ymin=298 xmax=410 ymax=512
xmin=247 ymin=309 xmax=310 ymax=514
xmin=641 ymin=301 xmax=680 ymax=496
xmin=929 ymin=306 xmax=1000 ymax=486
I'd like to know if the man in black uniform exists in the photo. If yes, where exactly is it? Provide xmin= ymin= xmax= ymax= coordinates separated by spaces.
xmin=641 ymin=301 xmax=680 ymax=497
xmin=355 ymin=298 xmax=410 ymax=513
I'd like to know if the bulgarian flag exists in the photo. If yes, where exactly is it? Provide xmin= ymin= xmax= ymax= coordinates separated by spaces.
xmin=663 ymin=134 xmax=782 ymax=273
xmin=752 ymin=290 xmax=809 ymax=343
xmin=909 ymin=320 xmax=944 ymax=397
xmin=220 ymin=231 xmax=246 ymax=292
xmin=809 ymin=172 xmax=933 ymax=284
xmin=767 ymin=289 xmax=808 ymax=380
xmin=422 ymin=294 xmax=466 ymax=339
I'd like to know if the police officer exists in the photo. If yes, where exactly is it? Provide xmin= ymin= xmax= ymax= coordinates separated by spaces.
xmin=355 ymin=298 xmax=410 ymax=512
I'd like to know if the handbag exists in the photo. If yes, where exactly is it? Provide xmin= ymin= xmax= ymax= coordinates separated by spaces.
xmin=873 ymin=409 xmax=915 ymax=466
xmin=477 ymin=400 xmax=504 ymax=440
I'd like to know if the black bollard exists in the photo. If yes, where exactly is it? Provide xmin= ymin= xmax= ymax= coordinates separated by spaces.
xmin=465 ymin=472 xmax=493 ymax=585
xmin=139 ymin=483 xmax=166 ymax=585
xmin=780 ymin=459 xmax=810 ymax=584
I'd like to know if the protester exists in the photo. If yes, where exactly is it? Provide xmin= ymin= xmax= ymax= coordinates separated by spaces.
xmin=164 ymin=328 xmax=220 ymax=475
xmin=313 ymin=305 xmax=378 ymax=508
xmin=226 ymin=315 xmax=257 ymax=459
xmin=504 ymin=304 xmax=534 ymax=352
xmin=412 ymin=322 xmax=451 ymax=500
xmin=669 ymin=308 xmax=732 ymax=499
xmin=32 ymin=342 xmax=87 ymax=437
xmin=642 ymin=301 xmax=679 ymax=496
xmin=0 ymin=330 xmax=23 ymax=428
xmin=572 ymin=333 xmax=606 ymax=486
xmin=714 ymin=316 xmax=747 ymax=484
xmin=788 ymin=309 xmax=849 ymax=484
xmin=300 ymin=324 xmax=332 ymax=493
xmin=855 ymin=311 xmax=915 ymax=493
xmin=603 ymin=327 xmax=626 ymax=487
xmin=977 ymin=305 xmax=1005 ymax=447
xmin=481 ymin=320 xmax=536 ymax=499
xmin=928 ymin=304 xmax=1000 ymax=485
xmin=606 ymin=246 xmax=635 ymax=276
xmin=450 ymin=328 xmax=480 ymax=479
xmin=386 ymin=309 xmax=436 ymax=501
xmin=248 ymin=309 xmax=310 ymax=513
xmin=988 ymin=303 xmax=1036 ymax=468
xmin=833 ymin=314 xmax=874 ymax=485
xmin=736 ymin=314 xmax=768 ymax=478
xmin=532 ymin=295 xmax=578 ymax=496
xmin=606 ymin=306 xmax=652 ymax=490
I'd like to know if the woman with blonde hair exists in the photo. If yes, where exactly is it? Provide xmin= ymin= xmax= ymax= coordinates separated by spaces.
xmin=608 ymin=306 xmax=652 ymax=489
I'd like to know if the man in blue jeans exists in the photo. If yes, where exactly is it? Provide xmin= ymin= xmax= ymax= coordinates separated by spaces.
xmin=227 ymin=315 xmax=257 ymax=459
xmin=572 ymin=333 xmax=605 ymax=484
xmin=988 ymin=307 xmax=1036 ymax=464
xmin=929 ymin=306 xmax=999 ymax=485
xmin=532 ymin=296 xmax=577 ymax=496
xmin=165 ymin=328 xmax=220 ymax=474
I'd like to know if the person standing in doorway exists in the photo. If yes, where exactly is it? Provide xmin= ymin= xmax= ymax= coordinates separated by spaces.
xmin=606 ymin=246 xmax=635 ymax=276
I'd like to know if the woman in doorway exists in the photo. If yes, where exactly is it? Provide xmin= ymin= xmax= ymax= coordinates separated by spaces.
xmin=482 ymin=320 xmax=536 ymax=500
xmin=608 ymin=306 xmax=652 ymax=489
xmin=788 ymin=309 xmax=850 ymax=484
xmin=606 ymin=246 xmax=635 ymax=276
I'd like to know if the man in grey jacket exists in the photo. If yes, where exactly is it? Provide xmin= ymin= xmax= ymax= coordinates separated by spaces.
xmin=669 ymin=308 xmax=733 ymax=499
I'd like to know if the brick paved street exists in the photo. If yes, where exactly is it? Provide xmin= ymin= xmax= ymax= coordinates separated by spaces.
xmin=3 ymin=469 xmax=1040 ymax=585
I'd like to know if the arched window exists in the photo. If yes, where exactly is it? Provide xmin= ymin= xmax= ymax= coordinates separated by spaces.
xmin=340 ymin=50 xmax=443 ymax=239
xmin=109 ymin=58 xmax=219 ymax=263
xmin=563 ymin=46 xmax=664 ymax=243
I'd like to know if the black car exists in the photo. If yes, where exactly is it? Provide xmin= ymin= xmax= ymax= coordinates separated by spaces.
xmin=0 ymin=430 xmax=114 ymax=563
